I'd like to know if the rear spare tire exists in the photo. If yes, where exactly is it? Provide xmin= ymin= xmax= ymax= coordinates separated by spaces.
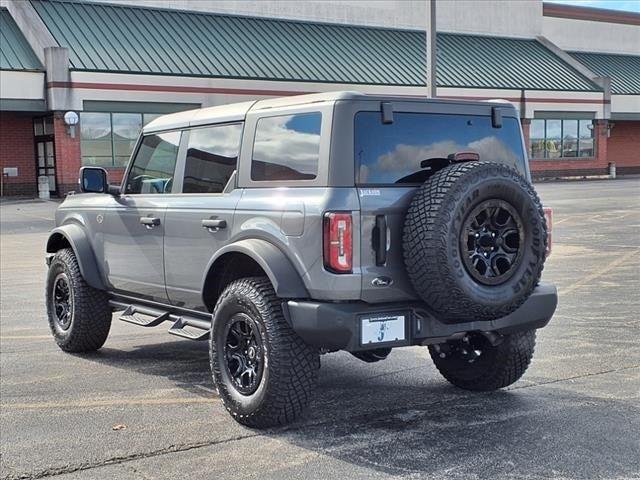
xmin=403 ymin=161 xmax=547 ymax=322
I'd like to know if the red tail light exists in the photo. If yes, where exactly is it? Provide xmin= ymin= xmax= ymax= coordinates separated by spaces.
xmin=543 ymin=207 xmax=553 ymax=257
xmin=323 ymin=212 xmax=353 ymax=273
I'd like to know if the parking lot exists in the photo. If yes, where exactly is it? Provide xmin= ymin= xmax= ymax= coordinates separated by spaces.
xmin=1 ymin=178 xmax=639 ymax=480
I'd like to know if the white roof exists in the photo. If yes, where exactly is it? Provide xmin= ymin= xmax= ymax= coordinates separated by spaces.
xmin=143 ymin=100 xmax=257 ymax=133
xmin=143 ymin=91 xmax=365 ymax=133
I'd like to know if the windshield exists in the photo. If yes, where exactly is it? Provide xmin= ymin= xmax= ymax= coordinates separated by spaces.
xmin=355 ymin=111 xmax=526 ymax=185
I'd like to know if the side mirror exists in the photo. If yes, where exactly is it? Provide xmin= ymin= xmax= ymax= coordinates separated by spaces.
xmin=79 ymin=167 xmax=118 ymax=194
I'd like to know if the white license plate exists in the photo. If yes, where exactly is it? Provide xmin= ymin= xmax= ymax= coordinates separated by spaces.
xmin=360 ymin=314 xmax=406 ymax=345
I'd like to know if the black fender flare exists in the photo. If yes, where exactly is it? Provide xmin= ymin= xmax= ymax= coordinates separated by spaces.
xmin=46 ymin=224 xmax=105 ymax=290
xmin=203 ymin=239 xmax=309 ymax=302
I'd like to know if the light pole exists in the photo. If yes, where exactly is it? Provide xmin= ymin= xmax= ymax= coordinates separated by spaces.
xmin=426 ymin=0 xmax=437 ymax=97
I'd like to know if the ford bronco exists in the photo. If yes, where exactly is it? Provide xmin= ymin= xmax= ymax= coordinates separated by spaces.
xmin=45 ymin=92 xmax=557 ymax=428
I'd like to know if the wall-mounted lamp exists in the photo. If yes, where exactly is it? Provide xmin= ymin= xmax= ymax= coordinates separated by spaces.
xmin=608 ymin=122 xmax=615 ymax=138
xmin=63 ymin=111 xmax=79 ymax=138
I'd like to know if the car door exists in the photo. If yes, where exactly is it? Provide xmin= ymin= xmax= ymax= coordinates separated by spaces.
xmin=102 ymin=130 xmax=183 ymax=302
xmin=163 ymin=123 xmax=244 ymax=311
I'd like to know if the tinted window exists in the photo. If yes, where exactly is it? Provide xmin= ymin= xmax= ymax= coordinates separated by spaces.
xmin=355 ymin=112 xmax=526 ymax=185
xmin=183 ymin=124 xmax=242 ymax=193
xmin=251 ymin=112 xmax=321 ymax=181
xmin=125 ymin=131 xmax=180 ymax=194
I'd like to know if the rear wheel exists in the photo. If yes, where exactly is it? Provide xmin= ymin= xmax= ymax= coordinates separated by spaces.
xmin=210 ymin=277 xmax=319 ymax=428
xmin=429 ymin=330 xmax=536 ymax=391
xmin=46 ymin=248 xmax=112 ymax=352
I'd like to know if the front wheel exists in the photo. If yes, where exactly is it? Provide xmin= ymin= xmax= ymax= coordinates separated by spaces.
xmin=210 ymin=277 xmax=319 ymax=428
xmin=46 ymin=248 xmax=112 ymax=352
xmin=429 ymin=330 xmax=536 ymax=391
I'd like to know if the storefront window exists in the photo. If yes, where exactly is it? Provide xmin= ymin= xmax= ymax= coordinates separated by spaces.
xmin=529 ymin=119 xmax=594 ymax=159
xmin=80 ymin=112 xmax=165 ymax=167
xmin=112 ymin=113 xmax=142 ymax=167
xmin=80 ymin=112 xmax=113 ymax=166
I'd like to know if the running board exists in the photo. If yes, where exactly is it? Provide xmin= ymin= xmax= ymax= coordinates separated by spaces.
xmin=168 ymin=317 xmax=210 ymax=341
xmin=110 ymin=300 xmax=210 ymax=341
xmin=119 ymin=305 xmax=170 ymax=327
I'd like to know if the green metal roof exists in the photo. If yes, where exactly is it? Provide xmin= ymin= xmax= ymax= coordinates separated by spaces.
xmin=31 ymin=0 xmax=600 ymax=92
xmin=437 ymin=33 xmax=600 ymax=91
xmin=569 ymin=51 xmax=640 ymax=95
xmin=30 ymin=0 xmax=425 ymax=86
xmin=0 ymin=8 xmax=43 ymax=71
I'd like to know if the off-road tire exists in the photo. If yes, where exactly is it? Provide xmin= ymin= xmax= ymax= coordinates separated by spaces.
xmin=403 ymin=161 xmax=547 ymax=322
xmin=429 ymin=330 xmax=536 ymax=391
xmin=46 ymin=248 xmax=112 ymax=352
xmin=210 ymin=277 xmax=320 ymax=428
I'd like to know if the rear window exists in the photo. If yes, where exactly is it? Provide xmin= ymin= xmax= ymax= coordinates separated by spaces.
xmin=355 ymin=112 xmax=526 ymax=185
xmin=251 ymin=112 xmax=321 ymax=181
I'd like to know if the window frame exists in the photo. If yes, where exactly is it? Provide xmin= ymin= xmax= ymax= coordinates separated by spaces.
xmin=120 ymin=128 xmax=186 ymax=196
xmin=175 ymin=121 xmax=245 ymax=195
xmin=529 ymin=118 xmax=595 ymax=160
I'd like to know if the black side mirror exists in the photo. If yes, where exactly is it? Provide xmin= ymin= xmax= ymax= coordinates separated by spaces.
xmin=79 ymin=167 xmax=109 ymax=194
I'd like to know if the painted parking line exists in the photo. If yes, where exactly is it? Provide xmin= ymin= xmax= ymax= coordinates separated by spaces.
xmin=559 ymin=248 xmax=640 ymax=296
xmin=1 ymin=396 xmax=218 ymax=411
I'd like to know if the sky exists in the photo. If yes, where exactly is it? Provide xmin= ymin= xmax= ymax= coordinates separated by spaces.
xmin=545 ymin=0 xmax=640 ymax=13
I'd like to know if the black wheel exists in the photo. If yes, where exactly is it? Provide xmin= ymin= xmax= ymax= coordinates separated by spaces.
xmin=403 ymin=161 xmax=547 ymax=322
xmin=46 ymin=248 xmax=112 ymax=352
xmin=351 ymin=348 xmax=392 ymax=363
xmin=429 ymin=330 xmax=536 ymax=391
xmin=210 ymin=277 xmax=319 ymax=428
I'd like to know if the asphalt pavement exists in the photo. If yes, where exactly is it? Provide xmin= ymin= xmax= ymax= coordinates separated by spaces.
xmin=1 ymin=179 xmax=639 ymax=480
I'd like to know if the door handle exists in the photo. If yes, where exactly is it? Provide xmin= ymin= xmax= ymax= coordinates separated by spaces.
xmin=373 ymin=215 xmax=388 ymax=266
xmin=202 ymin=219 xmax=227 ymax=232
xmin=140 ymin=216 xmax=161 ymax=229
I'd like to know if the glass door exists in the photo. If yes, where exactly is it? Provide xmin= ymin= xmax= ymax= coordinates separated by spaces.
xmin=34 ymin=117 xmax=57 ymax=195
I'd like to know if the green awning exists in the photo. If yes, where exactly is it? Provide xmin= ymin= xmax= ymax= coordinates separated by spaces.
xmin=570 ymin=51 xmax=640 ymax=95
xmin=0 ymin=8 xmax=43 ymax=71
xmin=30 ymin=0 xmax=600 ymax=92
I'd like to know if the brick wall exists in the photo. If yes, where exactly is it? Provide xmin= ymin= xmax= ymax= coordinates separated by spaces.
xmin=608 ymin=121 xmax=640 ymax=175
xmin=0 ymin=112 xmax=36 ymax=197
xmin=529 ymin=120 xmax=609 ymax=180
xmin=53 ymin=113 xmax=82 ymax=196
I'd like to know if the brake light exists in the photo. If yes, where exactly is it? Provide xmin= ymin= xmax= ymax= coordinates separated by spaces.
xmin=323 ymin=212 xmax=353 ymax=273
xmin=543 ymin=207 xmax=553 ymax=257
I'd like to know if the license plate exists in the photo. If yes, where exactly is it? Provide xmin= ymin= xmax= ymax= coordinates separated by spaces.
xmin=360 ymin=314 xmax=406 ymax=345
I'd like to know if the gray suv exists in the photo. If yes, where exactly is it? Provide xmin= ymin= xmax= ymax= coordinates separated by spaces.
xmin=45 ymin=92 xmax=557 ymax=428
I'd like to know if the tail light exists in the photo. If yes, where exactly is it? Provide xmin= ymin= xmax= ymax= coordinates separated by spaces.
xmin=323 ymin=212 xmax=353 ymax=273
xmin=543 ymin=207 xmax=553 ymax=257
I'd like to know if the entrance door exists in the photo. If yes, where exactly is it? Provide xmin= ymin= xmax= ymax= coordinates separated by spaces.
xmin=34 ymin=117 xmax=57 ymax=195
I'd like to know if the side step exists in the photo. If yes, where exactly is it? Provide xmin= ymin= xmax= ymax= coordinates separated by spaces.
xmin=119 ymin=305 xmax=170 ymax=327
xmin=111 ymin=300 xmax=210 ymax=341
xmin=168 ymin=316 xmax=210 ymax=341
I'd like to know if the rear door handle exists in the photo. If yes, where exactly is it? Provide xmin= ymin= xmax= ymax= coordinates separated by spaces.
xmin=202 ymin=219 xmax=227 ymax=232
xmin=373 ymin=215 xmax=388 ymax=265
xmin=140 ymin=216 xmax=161 ymax=228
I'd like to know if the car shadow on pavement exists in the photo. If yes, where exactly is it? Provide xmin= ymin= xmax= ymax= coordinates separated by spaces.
xmin=78 ymin=341 xmax=640 ymax=479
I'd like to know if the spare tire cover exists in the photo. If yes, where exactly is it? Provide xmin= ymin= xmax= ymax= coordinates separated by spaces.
xmin=403 ymin=161 xmax=547 ymax=322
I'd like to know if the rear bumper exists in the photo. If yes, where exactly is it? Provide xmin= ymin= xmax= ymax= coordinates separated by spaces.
xmin=282 ymin=283 xmax=558 ymax=352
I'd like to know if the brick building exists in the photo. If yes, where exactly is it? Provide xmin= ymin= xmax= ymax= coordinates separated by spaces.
xmin=1 ymin=0 xmax=638 ymax=197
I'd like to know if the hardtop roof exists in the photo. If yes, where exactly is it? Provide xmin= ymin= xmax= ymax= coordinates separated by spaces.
xmin=143 ymin=91 xmax=519 ymax=133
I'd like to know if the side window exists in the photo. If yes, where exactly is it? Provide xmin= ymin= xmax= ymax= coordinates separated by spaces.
xmin=183 ymin=124 xmax=242 ymax=194
xmin=251 ymin=112 xmax=321 ymax=181
xmin=125 ymin=131 xmax=181 ymax=194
